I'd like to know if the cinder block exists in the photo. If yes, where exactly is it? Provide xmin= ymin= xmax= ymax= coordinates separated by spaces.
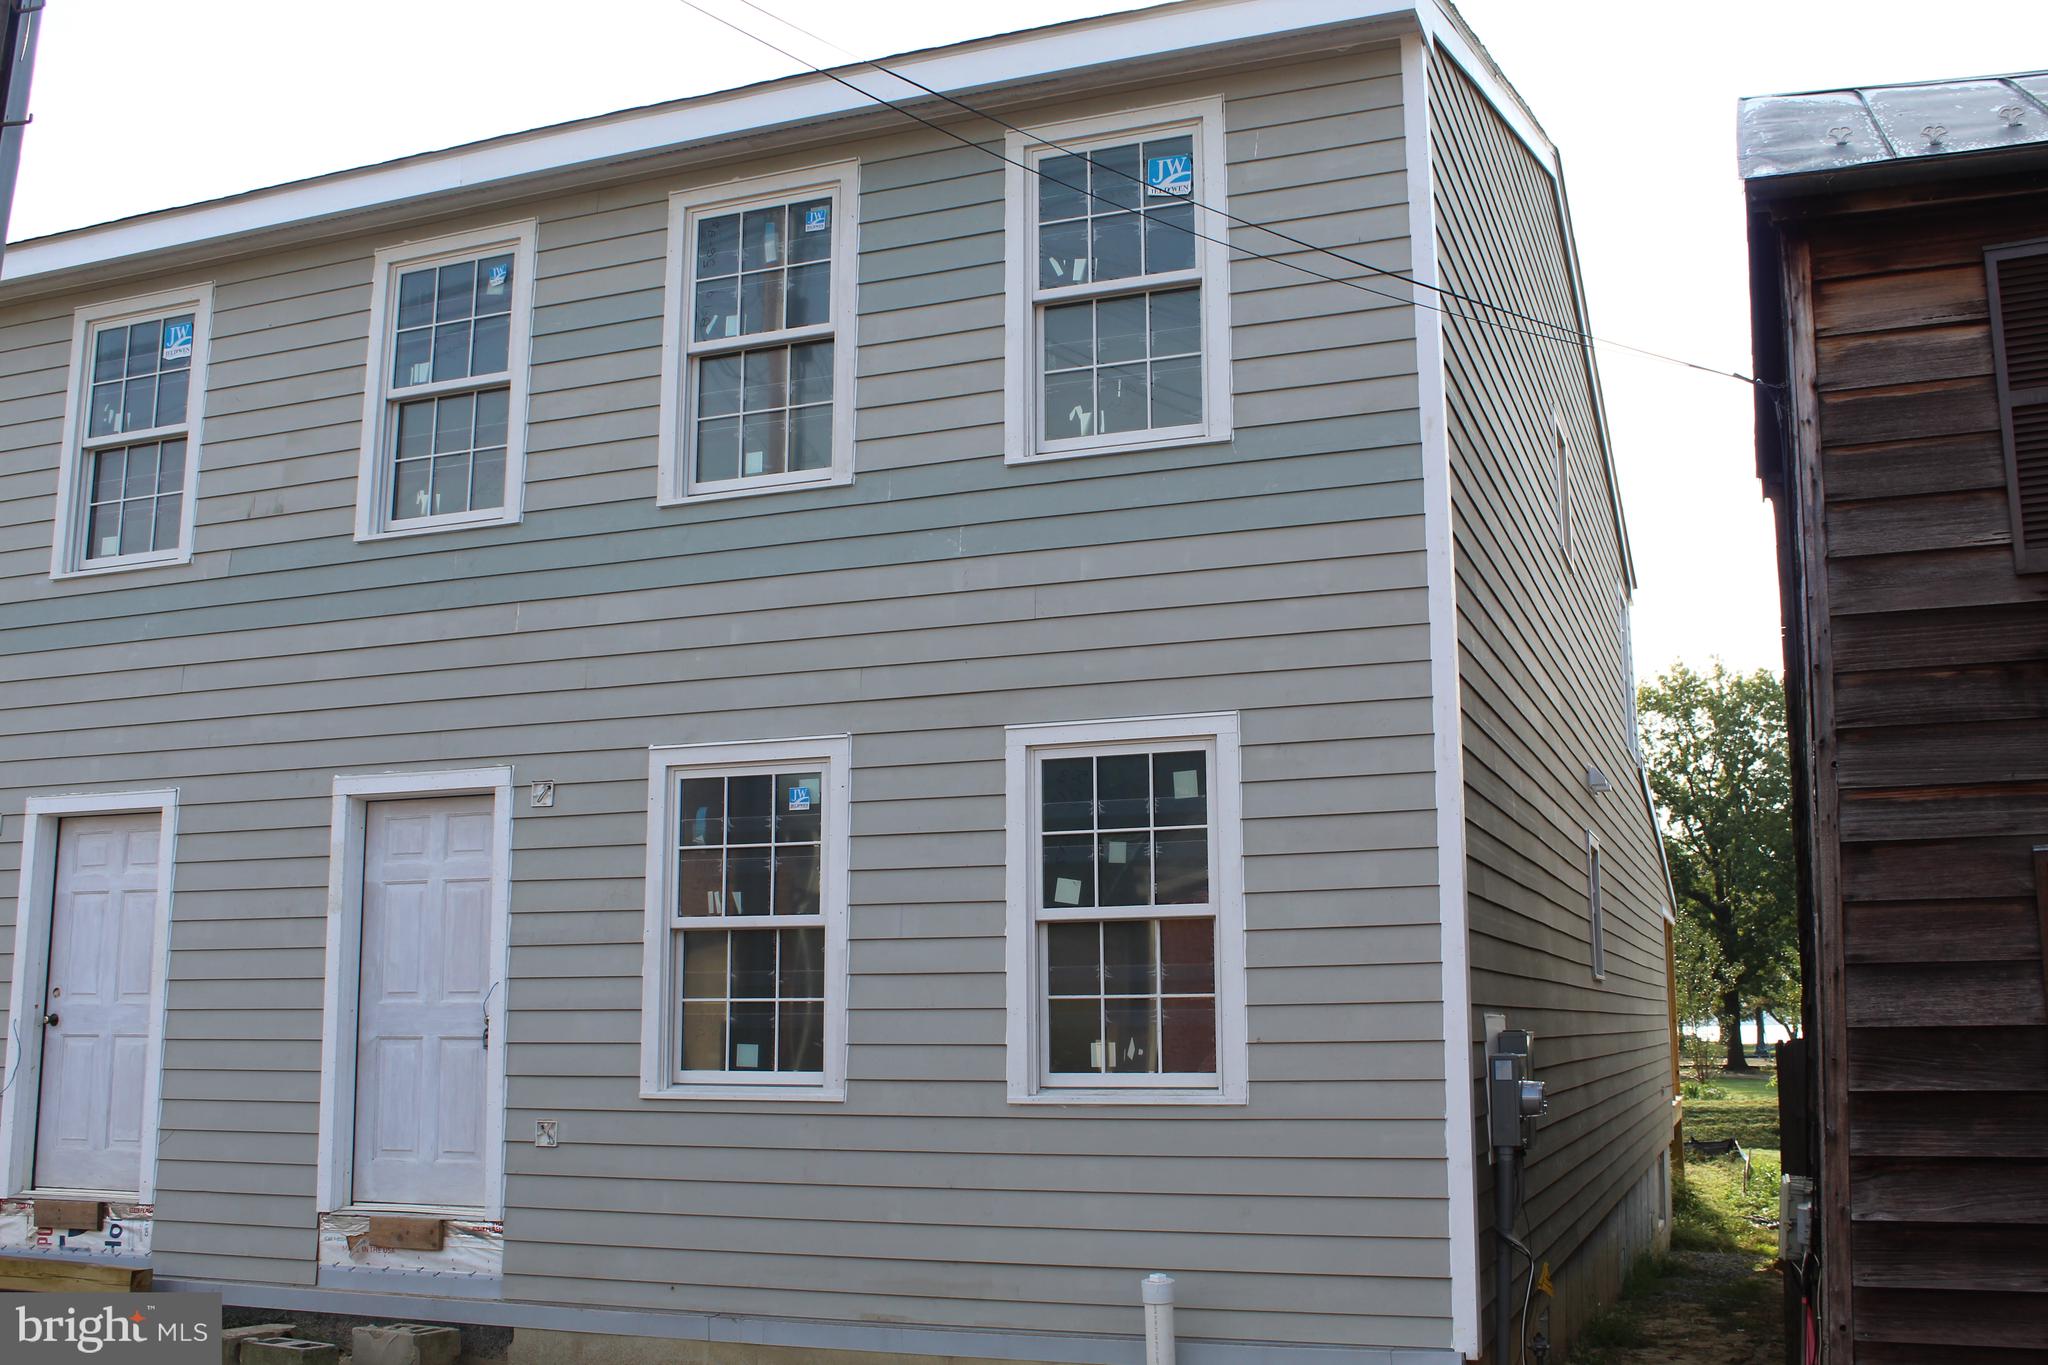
xmin=351 ymin=1323 xmax=462 ymax=1365
xmin=238 ymin=1339 xmax=340 ymax=1365
xmin=220 ymin=1323 xmax=293 ymax=1365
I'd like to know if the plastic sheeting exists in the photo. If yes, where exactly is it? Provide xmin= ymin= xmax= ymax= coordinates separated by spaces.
xmin=0 ymin=1198 xmax=152 ymax=1261
xmin=317 ymin=1213 xmax=502 ymax=1278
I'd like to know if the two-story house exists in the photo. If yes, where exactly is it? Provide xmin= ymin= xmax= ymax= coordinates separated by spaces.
xmin=0 ymin=2 xmax=1672 ymax=1361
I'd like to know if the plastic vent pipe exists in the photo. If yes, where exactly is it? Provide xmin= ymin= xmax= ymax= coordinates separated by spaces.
xmin=1142 ymin=1272 xmax=1176 ymax=1365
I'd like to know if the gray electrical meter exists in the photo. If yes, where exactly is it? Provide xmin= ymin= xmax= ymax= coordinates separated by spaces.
xmin=1486 ymin=1029 xmax=1548 ymax=1151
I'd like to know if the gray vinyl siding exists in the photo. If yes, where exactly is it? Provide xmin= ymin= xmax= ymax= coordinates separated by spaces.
xmin=0 ymin=47 xmax=1462 ymax=1353
xmin=1428 ymin=44 xmax=1673 ymax=1317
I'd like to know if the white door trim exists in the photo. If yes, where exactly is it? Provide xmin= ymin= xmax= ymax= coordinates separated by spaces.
xmin=317 ymin=768 xmax=512 ymax=1220
xmin=0 ymin=789 xmax=179 ymax=1203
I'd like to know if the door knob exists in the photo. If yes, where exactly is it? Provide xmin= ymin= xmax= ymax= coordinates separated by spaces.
xmin=42 ymin=1013 xmax=58 ymax=1028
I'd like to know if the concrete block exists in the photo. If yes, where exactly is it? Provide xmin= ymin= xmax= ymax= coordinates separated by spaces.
xmin=351 ymin=1323 xmax=462 ymax=1365
xmin=220 ymin=1323 xmax=293 ymax=1365
xmin=239 ymin=1339 xmax=340 ymax=1365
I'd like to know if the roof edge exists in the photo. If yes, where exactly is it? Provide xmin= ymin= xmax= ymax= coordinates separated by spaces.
xmin=1 ymin=0 xmax=1424 ymax=294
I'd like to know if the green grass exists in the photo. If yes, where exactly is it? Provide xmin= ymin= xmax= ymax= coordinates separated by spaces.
xmin=1561 ymin=1064 xmax=1783 ymax=1362
xmin=1683 ymin=1067 xmax=1779 ymax=1150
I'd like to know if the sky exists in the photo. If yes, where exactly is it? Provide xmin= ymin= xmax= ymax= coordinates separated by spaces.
xmin=11 ymin=0 xmax=2046 ymax=677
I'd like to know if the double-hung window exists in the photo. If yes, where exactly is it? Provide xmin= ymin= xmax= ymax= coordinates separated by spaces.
xmin=1005 ymin=715 xmax=1248 ymax=1103
xmin=641 ymin=737 xmax=850 ymax=1100
xmin=661 ymin=163 xmax=857 ymax=503
xmin=356 ymin=222 xmax=535 ymax=540
xmin=1006 ymin=99 xmax=1232 ymax=462
xmin=51 ymin=286 xmax=212 ymax=578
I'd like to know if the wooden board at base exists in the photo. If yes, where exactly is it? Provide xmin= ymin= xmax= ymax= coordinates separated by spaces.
xmin=366 ymin=1216 xmax=445 ymax=1251
xmin=0 ymin=1257 xmax=149 ymax=1292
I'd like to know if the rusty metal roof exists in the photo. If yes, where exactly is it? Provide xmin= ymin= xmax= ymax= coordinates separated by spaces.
xmin=1738 ymin=72 xmax=2048 ymax=180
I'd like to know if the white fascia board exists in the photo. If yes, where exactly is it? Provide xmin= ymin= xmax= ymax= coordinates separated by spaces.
xmin=3 ymin=0 xmax=1423 ymax=288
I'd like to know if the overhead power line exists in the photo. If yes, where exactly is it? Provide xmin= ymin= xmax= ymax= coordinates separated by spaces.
xmin=674 ymin=0 xmax=1768 ymax=389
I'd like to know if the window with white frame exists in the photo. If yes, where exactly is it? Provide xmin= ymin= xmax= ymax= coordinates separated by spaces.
xmin=1587 ymin=830 xmax=1606 ymax=982
xmin=641 ymin=737 xmax=849 ymax=1100
xmin=1005 ymin=100 xmax=1231 ymax=462
xmin=661 ymin=164 xmax=858 ymax=503
xmin=51 ymin=287 xmax=212 ymax=578
xmin=1005 ymin=715 xmax=1247 ymax=1103
xmin=1553 ymin=409 xmax=1572 ymax=558
xmin=356 ymin=222 xmax=535 ymax=540
xmin=1620 ymin=591 xmax=1644 ymax=767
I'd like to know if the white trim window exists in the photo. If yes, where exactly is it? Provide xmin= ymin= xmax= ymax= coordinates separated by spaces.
xmin=641 ymin=737 xmax=851 ymax=1101
xmin=1620 ymin=590 xmax=1645 ymax=767
xmin=1005 ymin=714 xmax=1247 ymax=1104
xmin=1552 ymin=408 xmax=1573 ymax=559
xmin=1587 ymin=829 xmax=1607 ymax=982
xmin=659 ymin=163 xmax=859 ymax=504
xmin=1004 ymin=98 xmax=1232 ymax=463
xmin=356 ymin=222 xmax=536 ymax=541
xmin=51 ymin=286 xmax=212 ymax=578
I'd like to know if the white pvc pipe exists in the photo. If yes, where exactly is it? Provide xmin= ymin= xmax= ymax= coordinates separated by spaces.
xmin=1142 ymin=1272 xmax=1176 ymax=1365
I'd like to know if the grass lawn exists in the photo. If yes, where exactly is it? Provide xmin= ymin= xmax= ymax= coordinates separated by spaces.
xmin=1564 ymin=1062 xmax=1786 ymax=1365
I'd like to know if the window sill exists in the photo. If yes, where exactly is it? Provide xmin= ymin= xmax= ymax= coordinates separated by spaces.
xmin=51 ymin=547 xmax=192 ymax=580
xmin=1007 ymin=430 xmax=1232 ymax=467
xmin=356 ymin=509 xmax=521 ymax=543
xmin=1009 ymin=1086 xmax=1245 ymax=1107
xmin=659 ymin=468 xmax=852 ymax=508
xmin=641 ymin=1083 xmax=845 ymax=1103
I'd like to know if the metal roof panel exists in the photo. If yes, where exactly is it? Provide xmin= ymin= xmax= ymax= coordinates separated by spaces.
xmin=1738 ymin=71 xmax=2048 ymax=180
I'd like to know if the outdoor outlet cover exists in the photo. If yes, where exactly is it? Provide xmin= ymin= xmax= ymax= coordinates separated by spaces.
xmin=530 ymin=780 xmax=555 ymax=808
xmin=535 ymin=1120 xmax=559 ymax=1148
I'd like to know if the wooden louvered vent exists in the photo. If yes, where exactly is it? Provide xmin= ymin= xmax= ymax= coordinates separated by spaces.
xmin=1989 ymin=243 xmax=2048 ymax=574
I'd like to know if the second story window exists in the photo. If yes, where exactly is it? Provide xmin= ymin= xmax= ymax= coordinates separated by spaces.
xmin=1005 ymin=100 xmax=1232 ymax=462
xmin=51 ymin=286 xmax=212 ymax=579
xmin=662 ymin=164 xmax=858 ymax=504
xmin=356 ymin=222 xmax=535 ymax=541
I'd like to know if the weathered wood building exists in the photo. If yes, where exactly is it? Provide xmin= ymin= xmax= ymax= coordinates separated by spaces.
xmin=1741 ymin=72 xmax=2048 ymax=1361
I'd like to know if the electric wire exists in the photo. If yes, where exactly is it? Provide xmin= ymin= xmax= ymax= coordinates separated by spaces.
xmin=675 ymin=0 xmax=1770 ymax=389
xmin=731 ymin=0 xmax=1579 ymax=345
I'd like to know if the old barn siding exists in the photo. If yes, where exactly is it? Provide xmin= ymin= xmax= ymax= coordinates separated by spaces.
xmin=1798 ymin=184 xmax=2048 ymax=1356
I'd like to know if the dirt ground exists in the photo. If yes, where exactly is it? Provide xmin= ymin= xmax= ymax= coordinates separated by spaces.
xmin=1566 ymin=1248 xmax=1784 ymax=1365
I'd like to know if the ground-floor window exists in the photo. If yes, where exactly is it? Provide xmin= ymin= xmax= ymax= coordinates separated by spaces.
xmin=1004 ymin=714 xmax=1248 ymax=1104
xmin=641 ymin=737 xmax=850 ymax=1100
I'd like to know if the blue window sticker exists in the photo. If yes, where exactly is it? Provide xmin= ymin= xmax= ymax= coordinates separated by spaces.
xmin=486 ymin=262 xmax=510 ymax=291
xmin=787 ymin=783 xmax=814 ymax=812
xmin=803 ymin=204 xmax=830 ymax=233
xmin=161 ymin=320 xmax=194 ymax=362
xmin=1146 ymin=154 xmax=1194 ymax=197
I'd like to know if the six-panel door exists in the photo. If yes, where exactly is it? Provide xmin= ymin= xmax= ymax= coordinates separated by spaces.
xmin=352 ymin=796 xmax=494 ymax=1209
xmin=35 ymin=813 xmax=160 ymax=1194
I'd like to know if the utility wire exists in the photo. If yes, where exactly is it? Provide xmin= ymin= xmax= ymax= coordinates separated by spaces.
xmin=671 ymin=0 xmax=1584 ymax=357
xmin=679 ymin=0 xmax=1769 ymax=388
xmin=733 ymin=0 xmax=1582 ymax=347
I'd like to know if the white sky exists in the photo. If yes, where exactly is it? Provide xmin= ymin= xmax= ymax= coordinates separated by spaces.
xmin=14 ymin=1 xmax=2046 ymax=678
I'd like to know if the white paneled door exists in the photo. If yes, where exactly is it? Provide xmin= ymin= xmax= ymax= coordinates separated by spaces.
xmin=353 ymin=797 xmax=493 ymax=1209
xmin=35 ymin=814 xmax=161 ymax=1194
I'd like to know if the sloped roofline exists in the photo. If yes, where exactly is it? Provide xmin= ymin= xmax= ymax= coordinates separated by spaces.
xmin=3 ymin=0 xmax=1526 ymax=294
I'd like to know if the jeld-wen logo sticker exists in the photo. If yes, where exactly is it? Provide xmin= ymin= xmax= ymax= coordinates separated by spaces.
xmin=9 ymin=1295 xmax=219 ymax=1363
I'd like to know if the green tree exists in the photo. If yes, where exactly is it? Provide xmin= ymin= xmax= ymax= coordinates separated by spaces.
xmin=1638 ymin=662 xmax=1796 ymax=1073
xmin=1672 ymin=911 xmax=1732 ymax=1081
